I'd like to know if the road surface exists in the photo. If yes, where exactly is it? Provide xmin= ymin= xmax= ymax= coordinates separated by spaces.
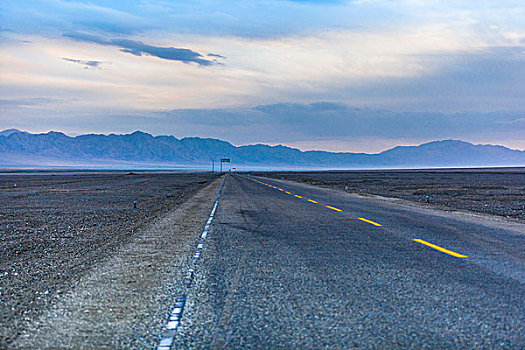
xmin=168 ymin=174 xmax=524 ymax=349
xmin=170 ymin=175 xmax=525 ymax=349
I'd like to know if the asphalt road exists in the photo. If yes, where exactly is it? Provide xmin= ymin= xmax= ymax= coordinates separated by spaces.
xmin=172 ymin=174 xmax=524 ymax=349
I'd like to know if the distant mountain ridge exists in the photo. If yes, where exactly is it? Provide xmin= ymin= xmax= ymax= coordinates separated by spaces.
xmin=1 ymin=130 xmax=524 ymax=168
xmin=0 ymin=129 xmax=27 ymax=137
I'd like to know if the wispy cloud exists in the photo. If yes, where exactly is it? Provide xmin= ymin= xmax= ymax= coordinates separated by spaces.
xmin=161 ymin=102 xmax=525 ymax=142
xmin=208 ymin=53 xmax=226 ymax=59
xmin=282 ymin=0 xmax=347 ymax=3
xmin=62 ymin=57 xmax=103 ymax=69
xmin=63 ymin=32 xmax=218 ymax=66
xmin=0 ymin=98 xmax=62 ymax=107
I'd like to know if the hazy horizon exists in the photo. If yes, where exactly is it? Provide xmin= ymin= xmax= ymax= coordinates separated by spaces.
xmin=1 ymin=1 xmax=524 ymax=152
xmin=3 ymin=128 xmax=525 ymax=154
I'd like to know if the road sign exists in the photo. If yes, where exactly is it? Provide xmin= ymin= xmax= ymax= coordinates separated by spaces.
xmin=219 ymin=158 xmax=230 ymax=173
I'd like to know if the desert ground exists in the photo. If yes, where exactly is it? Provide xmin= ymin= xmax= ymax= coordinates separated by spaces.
xmin=1 ymin=168 xmax=523 ymax=348
xmin=0 ymin=172 xmax=219 ymax=347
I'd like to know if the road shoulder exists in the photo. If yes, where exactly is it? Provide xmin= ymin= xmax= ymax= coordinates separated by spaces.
xmin=14 ymin=177 xmax=222 ymax=349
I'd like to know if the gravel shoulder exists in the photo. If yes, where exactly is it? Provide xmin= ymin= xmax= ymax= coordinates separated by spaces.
xmin=0 ymin=173 xmax=220 ymax=348
xmin=12 ymin=176 xmax=222 ymax=349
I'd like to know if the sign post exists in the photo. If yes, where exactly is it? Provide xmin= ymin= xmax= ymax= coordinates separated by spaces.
xmin=220 ymin=158 xmax=230 ymax=173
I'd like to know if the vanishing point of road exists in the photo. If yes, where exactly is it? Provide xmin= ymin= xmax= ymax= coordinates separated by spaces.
xmin=168 ymin=174 xmax=524 ymax=348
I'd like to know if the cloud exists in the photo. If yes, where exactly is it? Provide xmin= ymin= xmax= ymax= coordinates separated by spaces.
xmin=0 ymin=98 xmax=62 ymax=107
xmin=254 ymin=101 xmax=347 ymax=114
xmin=333 ymin=46 xmax=525 ymax=112
xmin=160 ymin=102 xmax=525 ymax=145
xmin=1 ymin=0 xmax=148 ymax=37
xmin=208 ymin=53 xmax=226 ymax=59
xmin=251 ymin=102 xmax=525 ymax=138
xmin=2 ymin=101 xmax=524 ymax=152
xmin=63 ymin=32 xmax=217 ymax=66
xmin=62 ymin=57 xmax=103 ymax=69
xmin=282 ymin=0 xmax=347 ymax=3
xmin=26 ymin=0 xmax=369 ymax=39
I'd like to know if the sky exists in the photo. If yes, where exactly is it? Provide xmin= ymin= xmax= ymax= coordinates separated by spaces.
xmin=1 ymin=0 xmax=524 ymax=153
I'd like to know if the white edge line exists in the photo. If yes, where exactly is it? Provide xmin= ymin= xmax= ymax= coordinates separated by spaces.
xmin=157 ymin=179 xmax=224 ymax=349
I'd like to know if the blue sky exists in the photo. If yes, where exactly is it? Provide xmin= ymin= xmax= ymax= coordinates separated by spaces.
xmin=1 ymin=0 xmax=524 ymax=152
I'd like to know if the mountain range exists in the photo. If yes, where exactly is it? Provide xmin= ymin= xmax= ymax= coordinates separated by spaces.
xmin=1 ymin=129 xmax=524 ymax=169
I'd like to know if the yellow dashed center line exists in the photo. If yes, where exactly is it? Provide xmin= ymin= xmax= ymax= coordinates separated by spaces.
xmin=357 ymin=217 xmax=383 ymax=226
xmin=248 ymin=177 xmax=467 ymax=260
xmin=413 ymin=239 xmax=467 ymax=258
xmin=326 ymin=206 xmax=343 ymax=212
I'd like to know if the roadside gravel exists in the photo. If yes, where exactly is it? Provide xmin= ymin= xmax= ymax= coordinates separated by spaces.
xmin=0 ymin=173 xmax=219 ymax=348
xmin=11 ymin=176 xmax=222 ymax=349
